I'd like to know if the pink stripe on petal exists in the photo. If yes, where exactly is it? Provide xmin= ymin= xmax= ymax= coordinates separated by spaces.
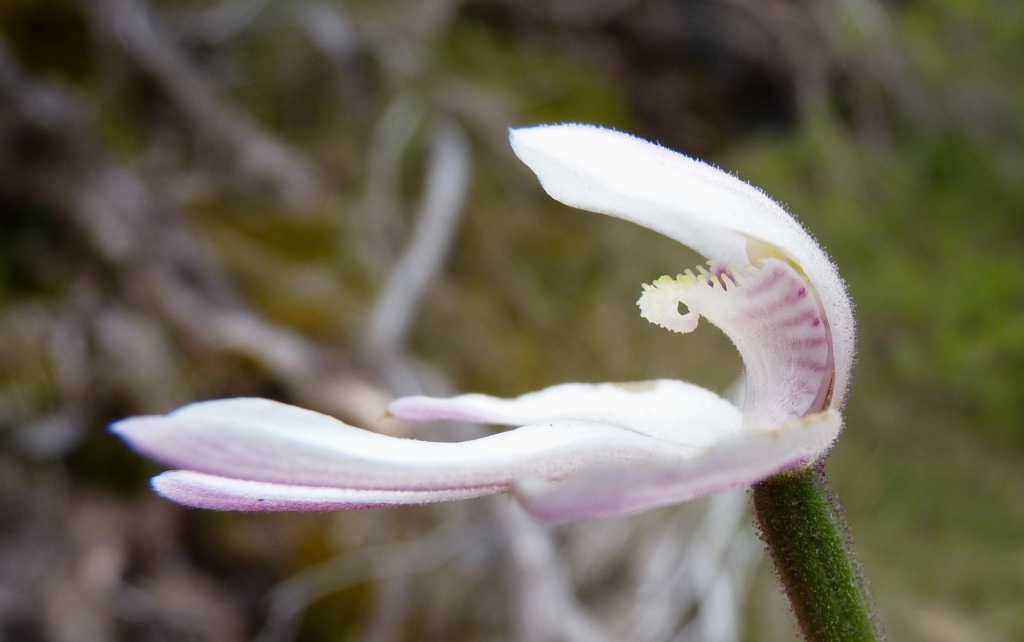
xmin=643 ymin=259 xmax=834 ymax=429
xmin=515 ymin=409 xmax=841 ymax=522
xmin=153 ymin=471 xmax=502 ymax=512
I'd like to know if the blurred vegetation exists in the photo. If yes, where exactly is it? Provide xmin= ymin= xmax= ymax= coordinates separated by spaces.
xmin=1 ymin=0 xmax=1023 ymax=641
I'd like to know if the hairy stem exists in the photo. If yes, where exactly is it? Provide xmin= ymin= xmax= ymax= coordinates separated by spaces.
xmin=751 ymin=464 xmax=883 ymax=642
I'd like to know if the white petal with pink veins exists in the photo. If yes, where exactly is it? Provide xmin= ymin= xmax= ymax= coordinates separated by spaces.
xmin=637 ymin=258 xmax=833 ymax=430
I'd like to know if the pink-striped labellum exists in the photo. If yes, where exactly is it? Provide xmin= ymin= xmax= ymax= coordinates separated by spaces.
xmin=112 ymin=125 xmax=854 ymax=521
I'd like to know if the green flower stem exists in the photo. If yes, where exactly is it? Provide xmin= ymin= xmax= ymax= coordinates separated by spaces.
xmin=751 ymin=464 xmax=883 ymax=642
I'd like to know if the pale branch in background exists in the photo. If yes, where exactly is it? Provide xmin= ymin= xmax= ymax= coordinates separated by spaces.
xmin=365 ymin=118 xmax=471 ymax=360
xmin=0 ymin=36 xmax=388 ymax=428
xmin=77 ymin=0 xmax=321 ymax=208
xmin=359 ymin=94 xmax=428 ymax=275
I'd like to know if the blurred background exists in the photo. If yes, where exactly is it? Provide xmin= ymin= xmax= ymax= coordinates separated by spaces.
xmin=1 ymin=0 xmax=1022 ymax=640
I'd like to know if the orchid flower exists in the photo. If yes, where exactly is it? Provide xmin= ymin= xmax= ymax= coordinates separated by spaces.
xmin=112 ymin=124 xmax=854 ymax=522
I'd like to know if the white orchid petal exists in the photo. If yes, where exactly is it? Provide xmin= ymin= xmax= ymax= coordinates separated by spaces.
xmin=516 ymin=409 xmax=842 ymax=521
xmin=638 ymin=259 xmax=832 ymax=430
xmin=510 ymin=124 xmax=854 ymax=406
xmin=114 ymin=124 xmax=855 ymax=520
xmin=389 ymin=379 xmax=742 ymax=447
xmin=152 ymin=471 xmax=498 ymax=511
xmin=111 ymin=397 xmax=694 ymax=493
